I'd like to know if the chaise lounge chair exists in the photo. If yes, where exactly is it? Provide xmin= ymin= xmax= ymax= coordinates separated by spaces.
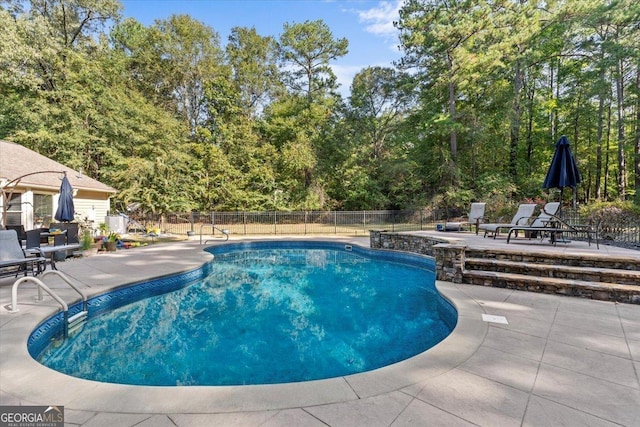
xmin=478 ymin=203 xmax=537 ymax=239
xmin=0 ymin=229 xmax=46 ymax=278
xmin=504 ymin=202 xmax=560 ymax=242
xmin=506 ymin=202 xmax=599 ymax=248
xmin=444 ymin=202 xmax=486 ymax=234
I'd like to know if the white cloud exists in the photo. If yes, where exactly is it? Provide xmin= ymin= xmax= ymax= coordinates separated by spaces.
xmin=357 ymin=0 xmax=402 ymax=38
xmin=330 ymin=1 xmax=405 ymax=98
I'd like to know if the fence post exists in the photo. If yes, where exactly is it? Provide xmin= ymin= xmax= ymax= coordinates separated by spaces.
xmin=274 ymin=210 xmax=277 ymax=235
xmin=363 ymin=211 xmax=366 ymax=234
xmin=189 ymin=211 xmax=194 ymax=234
xmin=334 ymin=211 xmax=337 ymax=234
xmin=243 ymin=211 xmax=247 ymax=235
xmin=304 ymin=211 xmax=307 ymax=235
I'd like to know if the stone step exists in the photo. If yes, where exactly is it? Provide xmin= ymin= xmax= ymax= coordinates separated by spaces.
xmin=464 ymin=248 xmax=640 ymax=271
xmin=465 ymin=258 xmax=640 ymax=286
xmin=462 ymin=270 xmax=640 ymax=304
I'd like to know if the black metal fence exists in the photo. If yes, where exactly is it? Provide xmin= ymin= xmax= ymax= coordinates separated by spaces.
xmin=553 ymin=208 xmax=640 ymax=249
xmin=126 ymin=210 xmax=437 ymax=236
xmin=123 ymin=208 xmax=640 ymax=249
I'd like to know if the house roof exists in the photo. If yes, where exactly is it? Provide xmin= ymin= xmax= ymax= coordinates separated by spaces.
xmin=0 ymin=140 xmax=116 ymax=194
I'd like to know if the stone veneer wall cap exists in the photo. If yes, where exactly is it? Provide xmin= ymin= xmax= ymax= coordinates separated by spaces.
xmin=433 ymin=243 xmax=468 ymax=249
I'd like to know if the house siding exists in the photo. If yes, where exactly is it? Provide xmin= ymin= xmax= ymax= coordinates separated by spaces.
xmin=74 ymin=197 xmax=111 ymax=228
xmin=1 ymin=140 xmax=117 ymax=229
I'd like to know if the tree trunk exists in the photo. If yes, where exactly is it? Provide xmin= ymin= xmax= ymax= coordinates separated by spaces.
xmin=447 ymin=52 xmax=458 ymax=186
xmin=449 ymin=79 xmax=457 ymax=160
xmin=595 ymin=67 xmax=606 ymax=199
xmin=549 ymin=62 xmax=555 ymax=143
xmin=604 ymin=104 xmax=612 ymax=199
xmin=616 ymin=57 xmax=626 ymax=199
xmin=554 ymin=59 xmax=560 ymax=141
xmin=635 ymin=65 xmax=640 ymax=204
xmin=509 ymin=59 xmax=523 ymax=182
xmin=525 ymin=80 xmax=535 ymax=175
xmin=586 ymin=125 xmax=593 ymax=201
xmin=573 ymin=92 xmax=581 ymax=206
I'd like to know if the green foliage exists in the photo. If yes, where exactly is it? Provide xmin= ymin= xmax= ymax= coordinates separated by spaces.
xmin=473 ymin=174 xmax=519 ymax=219
xmin=226 ymin=26 xmax=282 ymax=116
xmin=80 ymin=230 xmax=93 ymax=251
xmin=1 ymin=0 xmax=638 ymax=214
xmin=579 ymin=200 xmax=640 ymax=219
xmin=278 ymin=19 xmax=348 ymax=101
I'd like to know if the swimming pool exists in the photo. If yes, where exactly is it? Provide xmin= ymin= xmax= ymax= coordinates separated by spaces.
xmin=29 ymin=241 xmax=457 ymax=386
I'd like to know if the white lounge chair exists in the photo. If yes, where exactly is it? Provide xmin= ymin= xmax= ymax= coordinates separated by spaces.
xmin=506 ymin=202 xmax=598 ymax=248
xmin=478 ymin=203 xmax=537 ymax=239
xmin=528 ymin=202 xmax=560 ymax=228
xmin=444 ymin=202 xmax=486 ymax=234
xmin=503 ymin=202 xmax=560 ymax=241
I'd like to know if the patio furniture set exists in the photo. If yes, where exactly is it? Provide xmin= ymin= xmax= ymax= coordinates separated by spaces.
xmin=443 ymin=202 xmax=599 ymax=248
xmin=0 ymin=223 xmax=81 ymax=279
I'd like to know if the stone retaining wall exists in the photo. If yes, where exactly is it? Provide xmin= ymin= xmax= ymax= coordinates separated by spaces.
xmin=369 ymin=230 xmax=466 ymax=283
xmin=465 ymin=248 xmax=640 ymax=270
xmin=369 ymin=230 xmax=447 ymax=256
xmin=369 ymin=230 xmax=639 ymax=303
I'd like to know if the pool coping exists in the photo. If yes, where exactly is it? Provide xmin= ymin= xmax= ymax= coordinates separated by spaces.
xmin=0 ymin=240 xmax=487 ymax=413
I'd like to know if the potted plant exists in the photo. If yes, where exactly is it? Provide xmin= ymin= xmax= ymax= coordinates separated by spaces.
xmin=97 ymin=222 xmax=108 ymax=237
xmin=105 ymin=232 xmax=119 ymax=252
xmin=80 ymin=230 xmax=98 ymax=256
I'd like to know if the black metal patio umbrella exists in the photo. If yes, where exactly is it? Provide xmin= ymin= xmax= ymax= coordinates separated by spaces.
xmin=54 ymin=174 xmax=75 ymax=222
xmin=542 ymin=135 xmax=581 ymax=215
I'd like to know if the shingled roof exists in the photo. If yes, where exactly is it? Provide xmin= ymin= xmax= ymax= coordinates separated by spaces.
xmin=0 ymin=140 xmax=116 ymax=193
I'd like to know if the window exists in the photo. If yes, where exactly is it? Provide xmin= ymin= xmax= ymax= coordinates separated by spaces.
xmin=34 ymin=194 xmax=53 ymax=227
xmin=5 ymin=193 xmax=22 ymax=226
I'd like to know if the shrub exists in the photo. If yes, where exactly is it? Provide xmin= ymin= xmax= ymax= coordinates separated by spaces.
xmin=80 ymin=230 xmax=93 ymax=251
xmin=580 ymin=201 xmax=640 ymax=241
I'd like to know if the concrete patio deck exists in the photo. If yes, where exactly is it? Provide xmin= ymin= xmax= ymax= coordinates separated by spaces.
xmin=1 ymin=235 xmax=638 ymax=426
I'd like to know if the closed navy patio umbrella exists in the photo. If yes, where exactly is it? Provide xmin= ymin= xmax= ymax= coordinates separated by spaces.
xmin=542 ymin=135 xmax=581 ymax=215
xmin=54 ymin=174 xmax=75 ymax=222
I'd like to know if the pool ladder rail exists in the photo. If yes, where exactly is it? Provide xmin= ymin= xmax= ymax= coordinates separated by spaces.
xmin=199 ymin=223 xmax=229 ymax=244
xmin=7 ymin=270 xmax=88 ymax=338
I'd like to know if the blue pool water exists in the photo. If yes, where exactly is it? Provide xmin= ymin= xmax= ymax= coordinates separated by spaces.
xmin=31 ymin=242 xmax=456 ymax=386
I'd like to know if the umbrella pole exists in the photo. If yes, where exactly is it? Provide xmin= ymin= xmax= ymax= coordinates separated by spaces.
xmin=558 ymin=188 xmax=563 ymax=218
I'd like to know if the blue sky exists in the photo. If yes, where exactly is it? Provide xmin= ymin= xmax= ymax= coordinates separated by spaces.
xmin=119 ymin=0 xmax=404 ymax=96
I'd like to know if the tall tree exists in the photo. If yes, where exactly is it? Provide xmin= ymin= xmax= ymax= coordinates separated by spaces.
xmin=150 ymin=15 xmax=226 ymax=135
xmin=348 ymin=66 xmax=416 ymax=159
xmin=2 ymin=0 xmax=122 ymax=91
xmin=278 ymin=19 xmax=348 ymax=102
xmin=226 ymin=26 xmax=282 ymax=117
xmin=635 ymin=66 xmax=640 ymax=204
xmin=397 ymin=0 xmax=492 ymax=186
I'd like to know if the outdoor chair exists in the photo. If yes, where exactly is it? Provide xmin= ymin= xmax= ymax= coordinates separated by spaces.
xmin=478 ymin=203 xmax=537 ymax=239
xmin=503 ymin=202 xmax=559 ymax=241
xmin=5 ymin=225 xmax=26 ymax=245
xmin=26 ymin=229 xmax=42 ymax=249
xmin=0 ymin=229 xmax=46 ymax=278
xmin=506 ymin=203 xmax=599 ymax=248
xmin=444 ymin=202 xmax=486 ymax=234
